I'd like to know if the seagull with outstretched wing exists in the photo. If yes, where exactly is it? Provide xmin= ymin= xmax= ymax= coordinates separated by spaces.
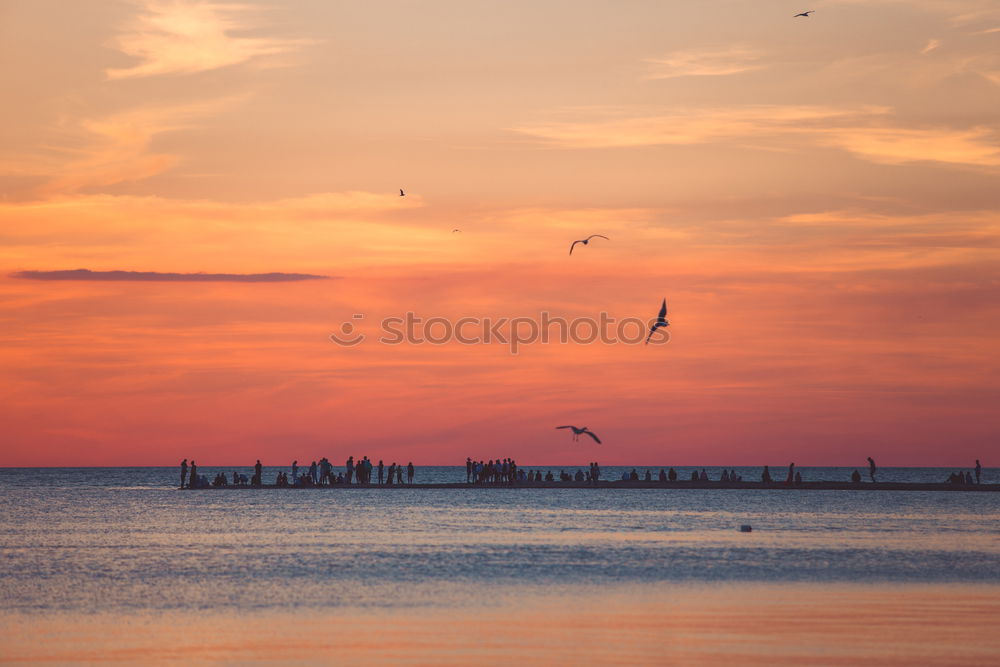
xmin=569 ymin=234 xmax=609 ymax=255
xmin=793 ymin=10 xmax=814 ymax=17
xmin=556 ymin=425 xmax=602 ymax=444
xmin=400 ymin=188 xmax=406 ymax=196
xmin=645 ymin=298 xmax=669 ymax=345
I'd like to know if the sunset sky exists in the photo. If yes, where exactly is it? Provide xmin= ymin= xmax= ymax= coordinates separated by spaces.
xmin=2 ymin=0 xmax=999 ymax=466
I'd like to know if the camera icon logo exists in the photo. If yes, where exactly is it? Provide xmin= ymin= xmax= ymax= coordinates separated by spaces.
xmin=329 ymin=314 xmax=366 ymax=347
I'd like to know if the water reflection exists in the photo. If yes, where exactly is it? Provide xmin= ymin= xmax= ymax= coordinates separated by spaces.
xmin=2 ymin=584 xmax=997 ymax=666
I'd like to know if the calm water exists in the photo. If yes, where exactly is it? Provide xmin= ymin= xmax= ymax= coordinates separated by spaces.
xmin=2 ymin=467 xmax=999 ymax=664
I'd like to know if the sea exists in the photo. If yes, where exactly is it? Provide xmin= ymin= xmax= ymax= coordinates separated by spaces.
xmin=1 ymin=466 xmax=998 ymax=665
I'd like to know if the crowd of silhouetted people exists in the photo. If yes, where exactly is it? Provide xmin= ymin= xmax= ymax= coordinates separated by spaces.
xmin=179 ymin=456 xmax=417 ymax=488
xmin=463 ymin=458 xmax=600 ymax=485
xmin=181 ymin=456 xmax=987 ymax=488
xmin=946 ymin=460 xmax=982 ymax=485
xmin=466 ymin=457 xmax=522 ymax=484
xmin=284 ymin=456 xmax=416 ymax=486
xmin=464 ymin=460 xmax=755 ymax=486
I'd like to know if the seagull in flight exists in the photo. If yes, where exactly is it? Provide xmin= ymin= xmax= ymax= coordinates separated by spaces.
xmin=452 ymin=229 xmax=461 ymax=233
xmin=793 ymin=10 xmax=814 ymax=17
xmin=399 ymin=188 xmax=405 ymax=197
xmin=556 ymin=425 xmax=602 ymax=444
xmin=569 ymin=234 xmax=609 ymax=255
xmin=645 ymin=298 xmax=669 ymax=345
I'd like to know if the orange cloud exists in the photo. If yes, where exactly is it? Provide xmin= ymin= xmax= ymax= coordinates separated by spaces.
xmin=817 ymin=127 xmax=1000 ymax=166
xmin=514 ymin=105 xmax=1000 ymax=168
xmin=12 ymin=269 xmax=331 ymax=282
xmin=644 ymin=48 xmax=764 ymax=79
xmin=106 ymin=1 xmax=310 ymax=79
xmin=512 ymin=106 xmax=891 ymax=149
xmin=35 ymin=102 xmax=232 ymax=196
xmin=920 ymin=38 xmax=942 ymax=55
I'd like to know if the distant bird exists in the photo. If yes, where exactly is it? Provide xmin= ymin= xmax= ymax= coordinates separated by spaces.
xmin=569 ymin=234 xmax=609 ymax=255
xmin=452 ymin=229 xmax=461 ymax=233
xmin=645 ymin=298 xmax=669 ymax=345
xmin=793 ymin=10 xmax=814 ymax=17
xmin=556 ymin=425 xmax=602 ymax=444
xmin=399 ymin=188 xmax=405 ymax=197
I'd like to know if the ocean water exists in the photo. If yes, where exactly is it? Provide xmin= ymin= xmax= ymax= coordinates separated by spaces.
xmin=1 ymin=467 xmax=999 ymax=665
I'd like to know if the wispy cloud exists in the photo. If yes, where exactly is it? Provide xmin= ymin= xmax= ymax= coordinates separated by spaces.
xmin=819 ymin=126 xmax=1000 ymax=166
xmin=513 ymin=105 xmax=1000 ymax=167
xmin=920 ymin=38 xmax=941 ymax=54
xmin=513 ymin=105 xmax=889 ymax=149
xmin=107 ymin=1 xmax=309 ymax=79
xmin=36 ymin=100 xmax=231 ymax=196
xmin=12 ymin=269 xmax=332 ymax=283
xmin=644 ymin=47 xmax=764 ymax=79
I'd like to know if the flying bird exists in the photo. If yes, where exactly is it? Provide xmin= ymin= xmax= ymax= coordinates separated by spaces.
xmin=452 ymin=229 xmax=461 ymax=233
xmin=556 ymin=425 xmax=602 ymax=444
xmin=793 ymin=10 xmax=814 ymax=17
xmin=569 ymin=234 xmax=609 ymax=255
xmin=399 ymin=188 xmax=405 ymax=197
xmin=645 ymin=298 xmax=669 ymax=345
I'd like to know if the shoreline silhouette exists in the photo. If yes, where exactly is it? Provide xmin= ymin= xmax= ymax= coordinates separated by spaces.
xmin=180 ymin=479 xmax=1000 ymax=492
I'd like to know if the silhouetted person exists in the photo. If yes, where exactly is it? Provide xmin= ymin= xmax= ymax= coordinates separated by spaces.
xmin=761 ymin=465 xmax=772 ymax=484
xmin=189 ymin=460 xmax=197 ymax=488
xmin=407 ymin=462 xmax=414 ymax=484
xmin=794 ymin=471 xmax=802 ymax=485
xmin=292 ymin=460 xmax=298 ymax=483
xmin=668 ymin=467 xmax=677 ymax=481
xmin=975 ymin=459 xmax=981 ymax=484
xmin=180 ymin=459 xmax=188 ymax=489
xmin=378 ymin=460 xmax=385 ymax=485
xmin=851 ymin=469 xmax=861 ymax=483
xmin=965 ymin=471 xmax=974 ymax=485
xmin=254 ymin=459 xmax=262 ymax=486
xmin=466 ymin=457 xmax=473 ymax=484
xmin=658 ymin=469 xmax=667 ymax=482
xmin=785 ymin=462 xmax=795 ymax=485
xmin=867 ymin=457 xmax=877 ymax=482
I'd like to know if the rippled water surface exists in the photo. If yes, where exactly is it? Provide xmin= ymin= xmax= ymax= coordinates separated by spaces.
xmin=1 ymin=467 xmax=998 ymax=664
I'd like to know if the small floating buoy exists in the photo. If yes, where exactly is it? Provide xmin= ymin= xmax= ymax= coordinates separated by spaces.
xmin=740 ymin=525 xmax=752 ymax=533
